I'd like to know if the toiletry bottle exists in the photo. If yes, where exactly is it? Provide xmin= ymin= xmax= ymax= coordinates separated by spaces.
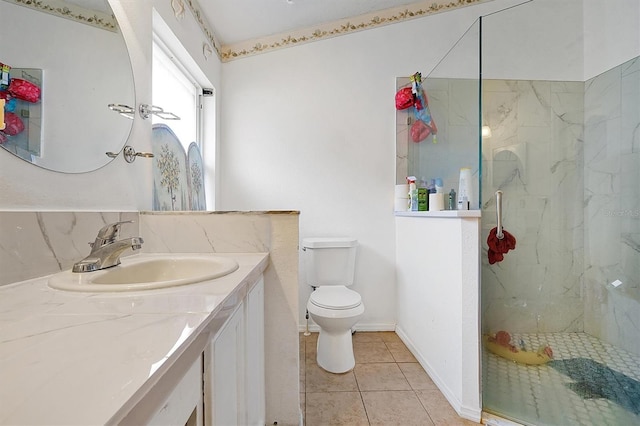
xmin=407 ymin=176 xmax=418 ymax=211
xmin=448 ymin=189 xmax=456 ymax=210
xmin=435 ymin=178 xmax=444 ymax=194
xmin=419 ymin=177 xmax=428 ymax=189
xmin=427 ymin=179 xmax=435 ymax=194
xmin=418 ymin=189 xmax=427 ymax=211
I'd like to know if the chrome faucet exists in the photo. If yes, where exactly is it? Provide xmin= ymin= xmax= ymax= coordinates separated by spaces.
xmin=72 ymin=220 xmax=144 ymax=273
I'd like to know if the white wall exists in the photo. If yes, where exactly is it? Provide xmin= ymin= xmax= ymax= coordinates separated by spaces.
xmin=217 ymin=0 xmax=582 ymax=329
xmin=395 ymin=215 xmax=481 ymax=421
xmin=583 ymin=0 xmax=640 ymax=80
xmin=482 ymin=0 xmax=584 ymax=81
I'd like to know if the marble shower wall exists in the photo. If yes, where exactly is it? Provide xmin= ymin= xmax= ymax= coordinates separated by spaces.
xmin=481 ymin=57 xmax=640 ymax=358
xmin=0 ymin=211 xmax=138 ymax=286
xmin=583 ymin=57 xmax=640 ymax=356
xmin=481 ymin=79 xmax=585 ymax=334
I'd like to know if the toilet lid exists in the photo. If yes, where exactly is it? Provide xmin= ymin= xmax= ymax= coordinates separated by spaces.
xmin=310 ymin=286 xmax=361 ymax=310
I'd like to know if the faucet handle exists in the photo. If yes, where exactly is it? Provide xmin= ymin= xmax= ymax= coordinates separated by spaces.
xmin=94 ymin=220 xmax=134 ymax=246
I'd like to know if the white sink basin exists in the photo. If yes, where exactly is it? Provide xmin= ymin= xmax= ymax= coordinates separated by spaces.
xmin=48 ymin=254 xmax=239 ymax=292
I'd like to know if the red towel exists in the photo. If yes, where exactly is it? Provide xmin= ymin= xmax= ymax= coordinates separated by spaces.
xmin=487 ymin=228 xmax=516 ymax=264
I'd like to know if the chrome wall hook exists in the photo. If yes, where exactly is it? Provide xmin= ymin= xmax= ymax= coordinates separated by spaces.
xmin=107 ymin=103 xmax=135 ymax=119
xmin=139 ymin=104 xmax=180 ymax=120
xmin=123 ymin=145 xmax=154 ymax=163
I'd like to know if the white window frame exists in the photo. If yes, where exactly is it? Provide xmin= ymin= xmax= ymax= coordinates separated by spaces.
xmin=152 ymin=36 xmax=203 ymax=152
xmin=151 ymin=8 xmax=217 ymax=209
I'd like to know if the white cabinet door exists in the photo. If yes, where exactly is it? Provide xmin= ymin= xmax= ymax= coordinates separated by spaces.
xmin=204 ymin=276 xmax=265 ymax=426
xmin=148 ymin=354 xmax=204 ymax=426
xmin=246 ymin=278 xmax=265 ymax=426
xmin=206 ymin=302 xmax=246 ymax=426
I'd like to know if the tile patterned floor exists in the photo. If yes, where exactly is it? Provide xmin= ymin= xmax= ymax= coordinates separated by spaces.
xmin=483 ymin=332 xmax=640 ymax=426
xmin=300 ymin=331 xmax=479 ymax=426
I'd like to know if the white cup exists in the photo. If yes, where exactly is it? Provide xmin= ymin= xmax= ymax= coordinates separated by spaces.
xmin=428 ymin=193 xmax=444 ymax=211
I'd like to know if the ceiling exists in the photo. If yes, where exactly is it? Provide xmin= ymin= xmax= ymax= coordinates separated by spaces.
xmin=199 ymin=0 xmax=436 ymax=46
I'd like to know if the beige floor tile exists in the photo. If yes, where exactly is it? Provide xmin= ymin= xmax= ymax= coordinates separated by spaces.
xmin=378 ymin=331 xmax=402 ymax=343
xmin=386 ymin=341 xmax=418 ymax=362
xmin=306 ymin=362 xmax=359 ymax=392
xmin=301 ymin=330 xmax=478 ymax=425
xmin=415 ymin=389 xmax=479 ymax=425
xmin=300 ymin=337 xmax=306 ymax=383
xmin=354 ymin=342 xmax=395 ymax=363
xmin=304 ymin=332 xmax=319 ymax=341
xmin=354 ymin=363 xmax=412 ymax=391
xmin=305 ymin=338 xmax=318 ymax=363
xmin=398 ymin=362 xmax=437 ymax=390
xmin=361 ymin=390 xmax=435 ymax=426
xmin=352 ymin=331 xmax=385 ymax=343
xmin=305 ymin=392 xmax=369 ymax=426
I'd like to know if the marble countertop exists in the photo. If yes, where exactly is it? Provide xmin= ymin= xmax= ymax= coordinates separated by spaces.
xmin=0 ymin=252 xmax=269 ymax=425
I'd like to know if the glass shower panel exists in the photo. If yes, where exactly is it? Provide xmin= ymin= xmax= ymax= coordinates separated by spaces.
xmin=481 ymin=2 xmax=640 ymax=425
xmin=396 ymin=19 xmax=481 ymax=209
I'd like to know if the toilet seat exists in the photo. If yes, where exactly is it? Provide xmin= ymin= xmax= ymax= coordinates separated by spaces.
xmin=310 ymin=286 xmax=361 ymax=310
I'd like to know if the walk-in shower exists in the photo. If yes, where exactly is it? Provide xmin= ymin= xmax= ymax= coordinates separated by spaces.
xmin=480 ymin=1 xmax=640 ymax=425
xmin=398 ymin=1 xmax=639 ymax=423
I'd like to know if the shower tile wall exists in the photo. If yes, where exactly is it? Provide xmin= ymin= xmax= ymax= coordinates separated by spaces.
xmin=481 ymin=79 xmax=585 ymax=333
xmin=583 ymin=56 xmax=640 ymax=357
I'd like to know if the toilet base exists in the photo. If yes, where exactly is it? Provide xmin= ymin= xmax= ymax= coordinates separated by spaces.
xmin=316 ymin=329 xmax=356 ymax=374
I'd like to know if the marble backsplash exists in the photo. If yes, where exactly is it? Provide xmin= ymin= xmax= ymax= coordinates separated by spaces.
xmin=0 ymin=211 xmax=139 ymax=286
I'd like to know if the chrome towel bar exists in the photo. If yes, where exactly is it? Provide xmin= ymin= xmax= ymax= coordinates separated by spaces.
xmin=496 ymin=190 xmax=504 ymax=240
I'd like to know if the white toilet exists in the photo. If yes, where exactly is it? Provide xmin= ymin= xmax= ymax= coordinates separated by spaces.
xmin=303 ymin=237 xmax=364 ymax=374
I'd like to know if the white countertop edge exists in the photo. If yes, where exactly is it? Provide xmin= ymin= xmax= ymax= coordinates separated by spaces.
xmin=395 ymin=210 xmax=482 ymax=218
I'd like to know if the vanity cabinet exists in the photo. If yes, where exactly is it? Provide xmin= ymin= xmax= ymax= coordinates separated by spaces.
xmin=148 ymin=354 xmax=204 ymax=426
xmin=124 ymin=276 xmax=265 ymax=426
xmin=246 ymin=276 xmax=265 ymax=425
xmin=204 ymin=277 xmax=265 ymax=426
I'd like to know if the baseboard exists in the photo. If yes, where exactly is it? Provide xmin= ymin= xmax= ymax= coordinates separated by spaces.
xmin=298 ymin=322 xmax=396 ymax=333
xmin=354 ymin=323 xmax=396 ymax=332
xmin=395 ymin=326 xmax=482 ymax=423
xmin=482 ymin=412 xmax=524 ymax=425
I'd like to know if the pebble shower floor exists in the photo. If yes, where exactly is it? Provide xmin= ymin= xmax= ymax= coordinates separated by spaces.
xmin=482 ymin=332 xmax=640 ymax=426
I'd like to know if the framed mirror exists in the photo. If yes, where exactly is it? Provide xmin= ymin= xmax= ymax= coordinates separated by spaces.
xmin=0 ymin=0 xmax=134 ymax=173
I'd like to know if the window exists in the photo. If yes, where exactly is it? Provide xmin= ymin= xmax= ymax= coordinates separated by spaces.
xmin=152 ymin=38 xmax=202 ymax=152
xmin=150 ymin=14 xmax=217 ymax=210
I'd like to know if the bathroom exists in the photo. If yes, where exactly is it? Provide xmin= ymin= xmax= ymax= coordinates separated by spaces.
xmin=1 ymin=0 xmax=639 ymax=425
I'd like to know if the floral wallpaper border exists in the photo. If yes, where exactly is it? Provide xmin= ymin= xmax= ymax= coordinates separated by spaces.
xmin=182 ymin=0 xmax=490 ymax=62
xmin=7 ymin=0 xmax=117 ymax=32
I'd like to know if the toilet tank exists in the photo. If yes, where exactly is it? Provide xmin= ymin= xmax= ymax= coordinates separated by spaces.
xmin=302 ymin=237 xmax=358 ymax=287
